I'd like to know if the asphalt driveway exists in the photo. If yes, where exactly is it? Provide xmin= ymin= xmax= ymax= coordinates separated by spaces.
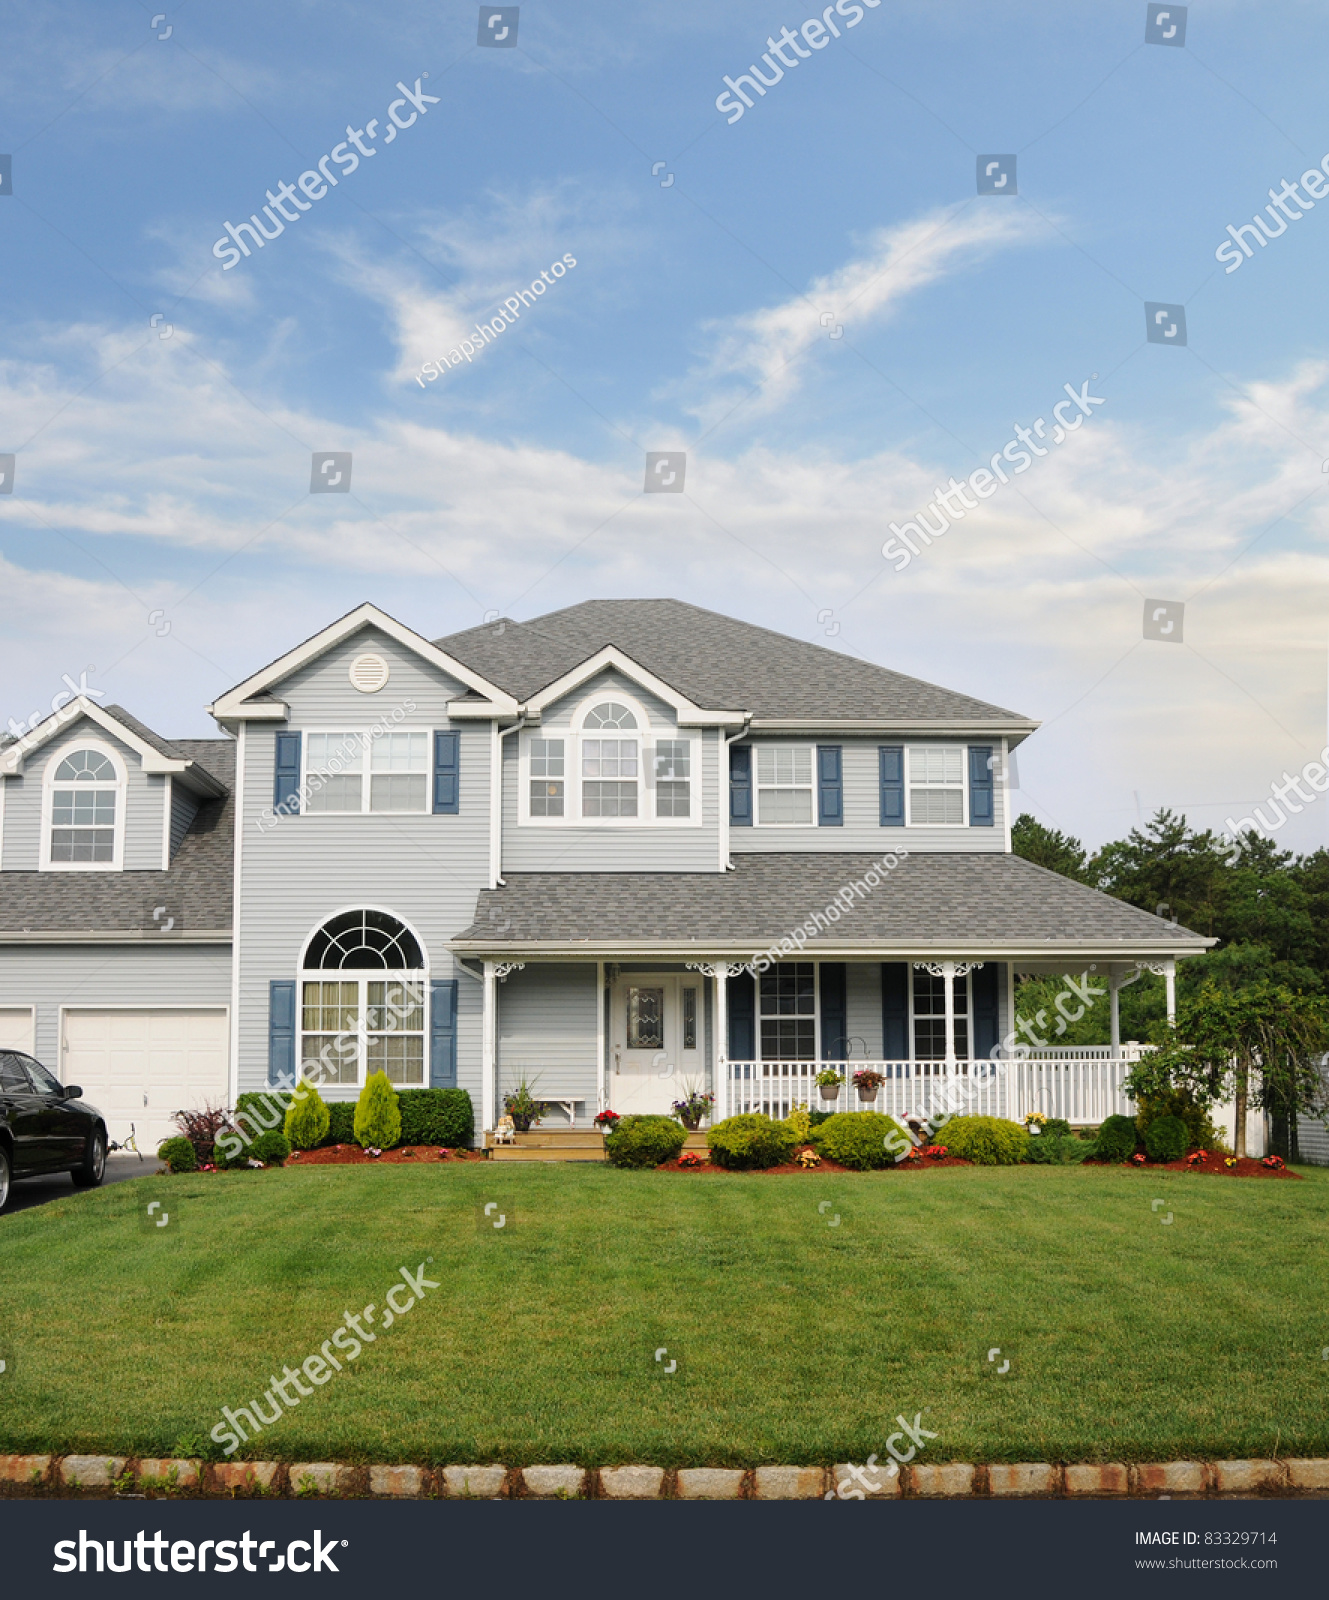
xmin=2 ymin=1153 xmax=156 ymax=1216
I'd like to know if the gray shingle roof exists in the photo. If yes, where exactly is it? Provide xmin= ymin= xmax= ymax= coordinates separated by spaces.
xmin=455 ymin=853 xmax=1210 ymax=952
xmin=436 ymin=599 xmax=1029 ymax=722
xmin=0 ymin=739 xmax=235 ymax=935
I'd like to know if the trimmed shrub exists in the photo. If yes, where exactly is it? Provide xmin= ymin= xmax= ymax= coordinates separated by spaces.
xmin=249 ymin=1129 xmax=290 ymax=1166
xmin=604 ymin=1115 xmax=687 ymax=1169
xmin=1094 ymin=1113 xmax=1140 ymax=1163
xmin=398 ymin=1088 xmax=475 ymax=1149
xmin=1041 ymin=1117 xmax=1072 ymax=1140
xmin=942 ymin=1115 xmax=1030 ymax=1166
xmin=1024 ymin=1133 xmax=1090 ymax=1165
xmin=354 ymin=1071 xmax=402 ymax=1150
xmin=808 ymin=1109 xmax=835 ymax=1129
xmin=706 ymin=1113 xmax=797 ymax=1171
xmin=157 ymin=1136 xmax=197 ymax=1173
xmin=816 ymin=1111 xmax=911 ymax=1171
xmin=284 ymin=1081 xmax=331 ymax=1150
xmin=1136 ymin=1089 xmax=1220 ymax=1154
xmin=324 ymin=1102 xmax=357 ymax=1146
xmin=1144 ymin=1114 xmax=1189 ymax=1163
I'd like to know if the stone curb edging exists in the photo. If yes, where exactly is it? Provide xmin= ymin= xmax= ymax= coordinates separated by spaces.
xmin=1 ymin=1454 xmax=1325 ymax=1500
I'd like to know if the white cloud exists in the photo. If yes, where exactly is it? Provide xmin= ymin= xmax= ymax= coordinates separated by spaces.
xmin=671 ymin=201 xmax=1049 ymax=422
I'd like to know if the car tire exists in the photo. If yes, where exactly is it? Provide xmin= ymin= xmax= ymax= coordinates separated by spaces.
xmin=0 ymin=1144 xmax=10 ymax=1212
xmin=71 ymin=1127 xmax=107 ymax=1188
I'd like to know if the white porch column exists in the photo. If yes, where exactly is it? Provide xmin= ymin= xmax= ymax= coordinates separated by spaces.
xmin=481 ymin=960 xmax=497 ymax=1133
xmin=713 ymin=964 xmax=729 ymax=1121
xmin=943 ymin=960 xmax=957 ymax=1072
xmin=1109 ymin=970 xmax=1121 ymax=1055
xmin=1164 ymin=959 xmax=1176 ymax=1025
xmin=596 ymin=960 xmax=606 ymax=1115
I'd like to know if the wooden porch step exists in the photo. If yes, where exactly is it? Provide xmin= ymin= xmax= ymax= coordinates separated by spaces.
xmin=489 ymin=1145 xmax=607 ymax=1162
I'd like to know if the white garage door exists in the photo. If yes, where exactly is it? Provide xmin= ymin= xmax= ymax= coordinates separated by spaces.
xmin=0 ymin=1008 xmax=35 ymax=1055
xmin=61 ymin=1009 xmax=229 ymax=1153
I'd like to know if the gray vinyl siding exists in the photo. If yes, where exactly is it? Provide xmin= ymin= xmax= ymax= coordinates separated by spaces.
xmin=234 ymin=627 xmax=490 ymax=1109
xmin=0 ymin=942 xmax=232 ymax=1070
xmin=170 ymin=784 xmax=200 ymax=861
xmin=845 ymin=961 xmax=884 ymax=1058
xmin=497 ymin=962 xmax=598 ymax=1112
xmin=502 ymin=669 xmax=720 ymax=872
xmin=0 ymin=716 xmax=165 ymax=871
xmin=731 ymin=738 xmax=1008 ymax=855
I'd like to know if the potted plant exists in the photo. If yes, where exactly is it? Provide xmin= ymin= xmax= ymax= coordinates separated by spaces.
xmin=852 ymin=1068 xmax=885 ymax=1104
xmin=1024 ymin=1111 xmax=1047 ymax=1137
xmin=594 ymin=1109 xmax=621 ymax=1135
xmin=670 ymin=1081 xmax=714 ymax=1131
xmin=502 ymin=1075 xmax=546 ymax=1133
xmin=815 ymin=1068 xmax=844 ymax=1103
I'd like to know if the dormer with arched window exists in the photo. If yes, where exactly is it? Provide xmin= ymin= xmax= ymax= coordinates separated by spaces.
xmin=41 ymin=742 xmax=125 ymax=871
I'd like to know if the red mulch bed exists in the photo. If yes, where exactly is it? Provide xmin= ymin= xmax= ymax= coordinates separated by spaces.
xmin=283 ymin=1144 xmax=487 ymax=1166
xmin=657 ymin=1150 xmax=972 ymax=1175
xmin=1083 ymin=1152 xmax=1301 ymax=1180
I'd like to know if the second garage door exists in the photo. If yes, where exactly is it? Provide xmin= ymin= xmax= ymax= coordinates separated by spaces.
xmin=61 ymin=1008 xmax=229 ymax=1153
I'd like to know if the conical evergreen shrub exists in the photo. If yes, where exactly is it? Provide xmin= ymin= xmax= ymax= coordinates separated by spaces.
xmin=354 ymin=1070 xmax=402 ymax=1149
xmin=284 ymin=1079 xmax=331 ymax=1150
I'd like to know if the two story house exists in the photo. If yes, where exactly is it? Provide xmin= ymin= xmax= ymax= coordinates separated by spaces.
xmin=0 ymin=599 xmax=1214 ymax=1153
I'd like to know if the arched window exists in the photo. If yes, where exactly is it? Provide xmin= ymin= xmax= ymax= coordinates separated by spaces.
xmin=299 ymin=910 xmax=427 ymax=1088
xmin=44 ymin=744 xmax=124 ymax=869
xmin=582 ymin=701 xmax=637 ymax=730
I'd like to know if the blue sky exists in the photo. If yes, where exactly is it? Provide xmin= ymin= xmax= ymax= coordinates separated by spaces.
xmin=3 ymin=0 xmax=1329 ymax=851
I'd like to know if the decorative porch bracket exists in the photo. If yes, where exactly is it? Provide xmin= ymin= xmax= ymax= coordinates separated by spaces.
xmin=493 ymin=962 xmax=525 ymax=981
xmin=1134 ymin=958 xmax=1177 ymax=1024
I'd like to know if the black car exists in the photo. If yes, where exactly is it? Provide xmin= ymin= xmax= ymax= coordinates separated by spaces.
xmin=0 ymin=1050 xmax=107 ymax=1211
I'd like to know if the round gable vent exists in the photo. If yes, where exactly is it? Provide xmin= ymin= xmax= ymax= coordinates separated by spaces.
xmin=349 ymin=653 xmax=390 ymax=693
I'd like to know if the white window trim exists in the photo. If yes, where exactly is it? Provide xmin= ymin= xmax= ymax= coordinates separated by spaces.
xmin=909 ymin=967 xmax=974 ymax=1060
xmin=904 ymin=743 xmax=969 ymax=828
xmin=757 ymin=958 xmax=821 ymax=1062
xmin=752 ymin=741 xmax=817 ymax=829
xmin=296 ymin=906 xmax=431 ymax=1092
xmin=518 ymin=689 xmax=700 ymax=827
xmin=299 ymin=727 xmax=433 ymax=817
xmin=39 ymin=737 xmax=126 ymax=873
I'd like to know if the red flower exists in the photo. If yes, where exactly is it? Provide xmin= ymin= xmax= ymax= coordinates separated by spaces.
xmin=678 ymin=1151 xmax=702 ymax=1168
xmin=1130 ymin=1152 xmax=1146 ymax=1164
xmin=1261 ymin=1154 xmax=1285 ymax=1170
xmin=924 ymin=1145 xmax=948 ymax=1159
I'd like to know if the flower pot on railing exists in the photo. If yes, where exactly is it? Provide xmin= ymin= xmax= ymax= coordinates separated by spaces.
xmin=816 ymin=1074 xmax=843 ymax=1102
xmin=857 ymin=1088 xmax=879 ymax=1105
xmin=851 ymin=1070 xmax=885 ymax=1105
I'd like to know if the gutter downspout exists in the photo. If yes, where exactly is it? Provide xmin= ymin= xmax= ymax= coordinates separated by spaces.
xmin=492 ymin=715 xmax=527 ymax=888
xmin=721 ymin=716 xmax=752 ymax=871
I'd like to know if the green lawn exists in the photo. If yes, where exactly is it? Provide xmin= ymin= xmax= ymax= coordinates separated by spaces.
xmin=2 ymin=1162 xmax=1326 ymax=1467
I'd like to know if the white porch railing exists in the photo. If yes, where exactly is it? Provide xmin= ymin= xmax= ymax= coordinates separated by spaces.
xmin=722 ymin=1054 xmax=1144 ymax=1127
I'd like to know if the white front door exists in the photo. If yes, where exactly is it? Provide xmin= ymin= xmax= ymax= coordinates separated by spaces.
xmin=609 ymin=973 xmax=703 ymax=1117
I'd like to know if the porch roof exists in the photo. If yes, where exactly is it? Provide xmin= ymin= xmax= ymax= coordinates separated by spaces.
xmin=453 ymin=852 xmax=1214 ymax=961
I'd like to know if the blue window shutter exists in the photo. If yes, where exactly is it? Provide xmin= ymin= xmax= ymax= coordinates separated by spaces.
xmin=820 ymin=963 xmax=847 ymax=1059
xmin=274 ymin=733 xmax=301 ymax=815
xmin=727 ymin=968 xmax=755 ymax=1057
xmin=879 ymin=746 xmax=904 ymax=827
xmin=972 ymin=963 xmax=1000 ymax=1059
xmin=882 ymin=963 xmax=909 ymax=1059
xmin=430 ymin=979 xmax=458 ymax=1086
xmin=969 ymin=745 xmax=994 ymax=827
xmin=433 ymin=731 xmax=459 ymax=815
xmin=268 ymin=980 xmax=296 ymax=1087
xmin=729 ymin=744 xmax=752 ymax=826
xmin=817 ymin=746 xmax=843 ymax=827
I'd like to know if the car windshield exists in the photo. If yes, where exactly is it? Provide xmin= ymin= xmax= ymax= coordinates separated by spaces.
xmin=17 ymin=1055 xmax=62 ymax=1096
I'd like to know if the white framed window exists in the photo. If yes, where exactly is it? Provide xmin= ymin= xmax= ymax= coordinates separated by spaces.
xmin=755 ymin=744 xmax=815 ymax=826
xmin=304 ymin=730 xmax=430 ymax=815
xmin=759 ymin=961 xmax=817 ymax=1059
xmin=906 ymin=745 xmax=966 ymax=826
xmin=299 ymin=910 xmax=427 ymax=1087
xmin=529 ymin=737 xmax=565 ymax=817
xmin=520 ymin=692 xmax=698 ymax=825
xmin=911 ymin=968 xmax=971 ymax=1060
xmin=41 ymin=741 xmax=125 ymax=871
